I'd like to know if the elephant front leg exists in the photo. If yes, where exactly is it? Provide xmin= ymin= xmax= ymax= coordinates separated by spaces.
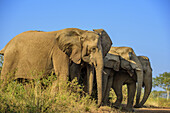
xmin=103 ymin=70 xmax=114 ymax=106
xmin=125 ymin=82 xmax=136 ymax=112
xmin=51 ymin=51 xmax=69 ymax=95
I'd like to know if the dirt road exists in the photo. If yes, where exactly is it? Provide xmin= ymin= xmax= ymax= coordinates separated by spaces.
xmin=99 ymin=106 xmax=170 ymax=113
xmin=134 ymin=108 xmax=170 ymax=113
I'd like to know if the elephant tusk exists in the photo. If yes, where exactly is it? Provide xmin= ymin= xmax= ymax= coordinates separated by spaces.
xmin=103 ymin=70 xmax=107 ymax=75
xmin=136 ymin=68 xmax=141 ymax=71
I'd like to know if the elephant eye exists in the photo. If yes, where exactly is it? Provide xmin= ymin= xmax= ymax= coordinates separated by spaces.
xmin=90 ymin=47 xmax=96 ymax=53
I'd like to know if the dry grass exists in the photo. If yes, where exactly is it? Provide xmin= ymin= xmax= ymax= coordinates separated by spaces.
xmin=144 ymin=93 xmax=170 ymax=108
xmin=0 ymin=75 xmax=98 ymax=113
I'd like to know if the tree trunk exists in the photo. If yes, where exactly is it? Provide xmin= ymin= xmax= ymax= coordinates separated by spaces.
xmin=166 ymin=86 xmax=169 ymax=100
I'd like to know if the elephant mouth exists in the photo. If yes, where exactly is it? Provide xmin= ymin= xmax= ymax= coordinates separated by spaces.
xmin=82 ymin=55 xmax=91 ymax=63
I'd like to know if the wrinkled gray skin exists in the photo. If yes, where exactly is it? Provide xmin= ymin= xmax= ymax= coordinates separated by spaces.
xmin=0 ymin=28 xmax=109 ymax=106
xmin=69 ymin=29 xmax=112 ymax=97
xmin=102 ymin=47 xmax=144 ymax=111
xmin=103 ymin=54 xmax=152 ymax=111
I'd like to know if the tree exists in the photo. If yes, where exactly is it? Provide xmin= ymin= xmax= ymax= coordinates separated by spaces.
xmin=153 ymin=72 xmax=170 ymax=100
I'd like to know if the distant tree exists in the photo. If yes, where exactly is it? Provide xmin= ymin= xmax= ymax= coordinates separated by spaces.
xmin=153 ymin=72 xmax=170 ymax=100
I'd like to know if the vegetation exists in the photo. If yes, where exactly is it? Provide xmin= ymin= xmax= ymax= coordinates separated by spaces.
xmin=0 ymin=76 xmax=98 ymax=112
xmin=153 ymin=72 xmax=170 ymax=100
xmin=145 ymin=90 xmax=170 ymax=107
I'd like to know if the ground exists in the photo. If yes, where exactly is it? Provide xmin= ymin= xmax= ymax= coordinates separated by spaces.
xmin=97 ymin=105 xmax=170 ymax=113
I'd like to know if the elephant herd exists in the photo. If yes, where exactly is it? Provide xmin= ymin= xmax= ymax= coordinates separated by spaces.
xmin=0 ymin=28 xmax=152 ymax=111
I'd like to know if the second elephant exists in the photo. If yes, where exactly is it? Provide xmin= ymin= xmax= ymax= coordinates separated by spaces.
xmin=102 ymin=47 xmax=144 ymax=111
xmin=102 ymin=47 xmax=152 ymax=111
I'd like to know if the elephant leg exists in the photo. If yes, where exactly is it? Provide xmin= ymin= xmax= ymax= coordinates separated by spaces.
xmin=69 ymin=63 xmax=81 ymax=81
xmin=126 ymin=82 xmax=136 ymax=111
xmin=113 ymin=84 xmax=123 ymax=108
xmin=112 ymin=75 xmax=124 ymax=109
xmin=103 ymin=70 xmax=114 ymax=106
xmin=1 ymin=53 xmax=17 ymax=87
xmin=112 ymin=71 xmax=128 ymax=108
xmin=51 ymin=50 xmax=69 ymax=94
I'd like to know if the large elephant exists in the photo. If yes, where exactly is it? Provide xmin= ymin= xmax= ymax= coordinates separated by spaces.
xmin=102 ymin=47 xmax=144 ymax=110
xmin=69 ymin=29 xmax=112 ymax=95
xmin=0 ymin=28 xmax=111 ymax=106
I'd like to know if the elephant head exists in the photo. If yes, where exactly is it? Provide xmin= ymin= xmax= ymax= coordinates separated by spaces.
xmin=135 ymin=56 xmax=152 ymax=107
xmin=109 ymin=47 xmax=143 ymax=106
xmin=81 ymin=29 xmax=112 ymax=103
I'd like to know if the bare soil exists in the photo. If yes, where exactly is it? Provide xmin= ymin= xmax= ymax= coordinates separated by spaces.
xmin=98 ymin=106 xmax=170 ymax=113
xmin=134 ymin=108 xmax=170 ymax=113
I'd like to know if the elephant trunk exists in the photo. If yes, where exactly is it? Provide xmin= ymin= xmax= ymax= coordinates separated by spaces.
xmin=135 ymin=69 xmax=143 ymax=106
xmin=138 ymin=71 xmax=152 ymax=107
xmin=131 ymin=55 xmax=143 ymax=107
xmin=93 ymin=49 xmax=103 ymax=107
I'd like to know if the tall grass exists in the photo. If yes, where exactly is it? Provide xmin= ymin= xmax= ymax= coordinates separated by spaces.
xmin=0 ymin=73 xmax=98 ymax=113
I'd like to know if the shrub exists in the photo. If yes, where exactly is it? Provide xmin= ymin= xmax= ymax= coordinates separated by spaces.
xmin=0 ymin=75 xmax=97 ymax=113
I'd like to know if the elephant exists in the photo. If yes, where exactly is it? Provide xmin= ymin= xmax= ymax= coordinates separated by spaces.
xmin=102 ymin=47 xmax=144 ymax=111
xmin=69 ymin=29 xmax=112 ymax=95
xmin=111 ymin=56 xmax=152 ymax=111
xmin=0 ymin=28 xmax=112 ymax=106
xmin=135 ymin=56 xmax=152 ymax=107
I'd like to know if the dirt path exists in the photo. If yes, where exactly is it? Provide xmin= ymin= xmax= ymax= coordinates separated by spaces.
xmin=98 ymin=106 xmax=170 ymax=113
xmin=134 ymin=108 xmax=170 ymax=113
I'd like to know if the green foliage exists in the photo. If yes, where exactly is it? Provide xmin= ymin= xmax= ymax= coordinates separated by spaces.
xmin=153 ymin=72 xmax=170 ymax=91
xmin=0 ymin=76 xmax=97 ymax=113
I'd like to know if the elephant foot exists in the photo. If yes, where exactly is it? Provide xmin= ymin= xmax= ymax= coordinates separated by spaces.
xmin=134 ymin=104 xmax=142 ymax=108
xmin=102 ymin=100 xmax=111 ymax=106
xmin=122 ymin=107 xmax=134 ymax=112
xmin=112 ymin=103 xmax=121 ymax=109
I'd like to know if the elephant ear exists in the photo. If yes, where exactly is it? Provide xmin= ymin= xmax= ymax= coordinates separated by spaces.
xmin=56 ymin=29 xmax=82 ymax=64
xmin=104 ymin=53 xmax=120 ymax=71
xmin=93 ymin=29 xmax=112 ymax=57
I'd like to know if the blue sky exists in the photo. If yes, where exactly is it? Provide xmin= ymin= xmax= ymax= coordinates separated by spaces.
xmin=0 ymin=0 xmax=169 ymax=90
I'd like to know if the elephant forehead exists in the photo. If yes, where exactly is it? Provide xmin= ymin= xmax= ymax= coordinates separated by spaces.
xmin=82 ymin=32 xmax=100 ymax=40
xmin=84 ymin=39 xmax=98 ymax=48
